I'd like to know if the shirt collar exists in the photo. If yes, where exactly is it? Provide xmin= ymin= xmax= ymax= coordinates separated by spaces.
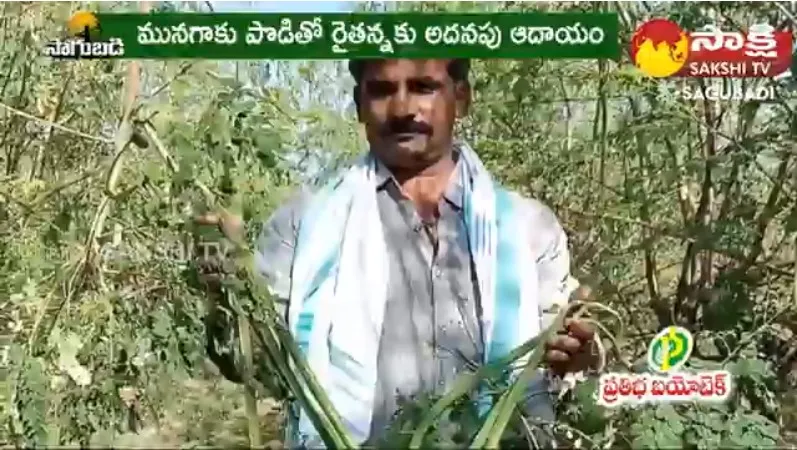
xmin=373 ymin=148 xmax=465 ymax=210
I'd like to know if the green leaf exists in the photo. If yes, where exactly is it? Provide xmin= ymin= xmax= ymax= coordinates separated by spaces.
xmin=700 ymin=411 xmax=726 ymax=433
xmin=783 ymin=203 xmax=797 ymax=233
xmin=15 ymin=356 xmax=49 ymax=445
xmin=653 ymin=403 xmax=682 ymax=425
xmin=56 ymin=331 xmax=92 ymax=387
xmin=174 ymin=154 xmax=196 ymax=188
xmin=152 ymin=309 xmax=172 ymax=340
xmin=686 ymin=357 xmax=724 ymax=371
xmin=511 ymin=77 xmax=531 ymax=98
xmin=570 ymin=378 xmax=608 ymax=434
xmin=654 ymin=427 xmax=683 ymax=449
xmin=728 ymin=358 xmax=775 ymax=386
xmin=631 ymin=430 xmax=658 ymax=449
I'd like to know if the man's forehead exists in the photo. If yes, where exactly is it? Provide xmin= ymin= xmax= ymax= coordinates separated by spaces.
xmin=360 ymin=59 xmax=452 ymax=80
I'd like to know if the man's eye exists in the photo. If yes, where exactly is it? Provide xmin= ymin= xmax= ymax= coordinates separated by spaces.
xmin=412 ymin=82 xmax=438 ymax=94
xmin=365 ymin=82 xmax=394 ymax=98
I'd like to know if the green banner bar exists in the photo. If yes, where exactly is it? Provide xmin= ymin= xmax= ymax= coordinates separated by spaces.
xmin=62 ymin=12 xmax=619 ymax=60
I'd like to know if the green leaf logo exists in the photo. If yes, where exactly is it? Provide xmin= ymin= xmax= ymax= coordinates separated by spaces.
xmin=647 ymin=326 xmax=693 ymax=373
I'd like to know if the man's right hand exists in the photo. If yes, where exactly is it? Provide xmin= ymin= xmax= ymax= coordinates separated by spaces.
xmin=194 ymin=209 xmax=245 ymax=242
xmin=193 ymin=209 xmax=245 ymax=290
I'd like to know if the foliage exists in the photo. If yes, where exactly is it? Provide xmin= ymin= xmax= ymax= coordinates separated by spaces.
xmin=1 ymin=0 xmax=796 ymax=448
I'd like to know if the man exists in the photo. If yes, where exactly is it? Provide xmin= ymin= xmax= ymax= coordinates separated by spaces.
xmin=197 ymin=59 xmax=598 ymax=448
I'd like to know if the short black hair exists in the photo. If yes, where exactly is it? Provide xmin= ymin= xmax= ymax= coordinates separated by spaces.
xmin=348 ymin=59 xmax=471 ymax=85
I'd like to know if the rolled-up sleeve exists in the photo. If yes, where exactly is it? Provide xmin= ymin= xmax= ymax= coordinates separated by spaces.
xmin=534 ymin=205 xmax=579 ymax=330
xmin=254 ymin=187 xmax=312 ymax=321
xmin=515 ymin=198 xmax=579 ymax=446
xmin=515 ymin=197 xmax=579 ymax=331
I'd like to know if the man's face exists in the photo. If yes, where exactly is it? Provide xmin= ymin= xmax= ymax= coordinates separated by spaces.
xmin=356 ymin=59 xmax=470 ymax=171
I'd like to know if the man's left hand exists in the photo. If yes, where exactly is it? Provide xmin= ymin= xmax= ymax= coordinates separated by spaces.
xmin=544 ymin=319 xmax=598 ymax=376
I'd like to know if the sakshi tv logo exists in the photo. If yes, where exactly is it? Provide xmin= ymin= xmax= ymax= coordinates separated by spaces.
xmin=44 ymin=10 xmax=124 ymax=59
xmin=630 ymin=18 xmax=792 ymax=78
xmin=597 ymin=326 xmax=732 ymax=407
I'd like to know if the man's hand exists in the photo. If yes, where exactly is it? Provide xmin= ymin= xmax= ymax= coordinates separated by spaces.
xmin=193 ymin=210 xmax=245 ymax=289
xmin=544 ymin=318 xmax=598 ymax=376
xmin=194 ymin=210 xmax=247 ymax=383
xmin=194 ymin=209 xmax=245 ymax=244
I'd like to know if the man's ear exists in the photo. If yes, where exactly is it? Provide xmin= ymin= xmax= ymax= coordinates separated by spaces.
xmin=353 ymin=86 xmax=363 ymax=123
xmin=454 ymin=81 xmax=471 ymax=119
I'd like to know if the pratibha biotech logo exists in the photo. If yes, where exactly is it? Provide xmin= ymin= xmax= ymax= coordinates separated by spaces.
xmin=597 ymin=326 xmax=732 ymax=407
xmin=647 ymin=326 xmax=693 ymax=372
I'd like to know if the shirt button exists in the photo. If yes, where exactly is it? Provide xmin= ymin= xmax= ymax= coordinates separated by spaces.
xmin=433 ymin=266 xmax=442 ymax=278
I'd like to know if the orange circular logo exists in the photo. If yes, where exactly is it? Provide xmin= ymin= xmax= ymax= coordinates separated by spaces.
xmin=630 ymin=19 xmax=689 ymax=78
xmin=67 ymin=11 xmax=100 ymax=40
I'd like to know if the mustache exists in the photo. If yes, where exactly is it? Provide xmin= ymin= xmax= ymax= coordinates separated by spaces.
xmin=382 ymin=118 xmax=433 ymax=136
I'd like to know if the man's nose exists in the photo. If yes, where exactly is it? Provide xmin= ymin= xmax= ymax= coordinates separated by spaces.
xmin=387 ymin=86 xmax=417 ymax=119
